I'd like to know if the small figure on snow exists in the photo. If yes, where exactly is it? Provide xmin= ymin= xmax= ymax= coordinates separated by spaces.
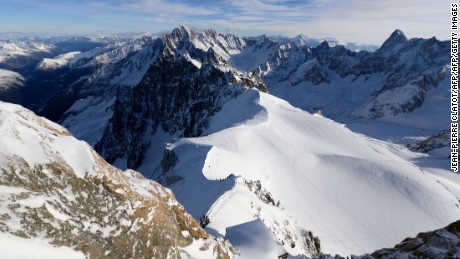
xmin=199 ymin=215 xmax=210 ymax=228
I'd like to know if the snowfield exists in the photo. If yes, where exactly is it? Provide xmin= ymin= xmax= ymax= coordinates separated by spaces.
xmin=37 ymin=51 xmax=81 ymax=70
xmin=0 ymin=69 xmax=24 ymax=91
xmin=0 ymin=232 xmax=86 ymax=259
xmin=0 ymin=40 xmax=53 ymax=63
xmin=162 ymin=89 xmax=460 ymax=256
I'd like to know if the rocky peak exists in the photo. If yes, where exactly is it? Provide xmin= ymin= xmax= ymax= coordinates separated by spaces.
xmin=379 ymin=29 xmax=408 ymax=51
xmin=203 ymin=29 xmax=219 ymax=40
xmin=175 ymin=24 xmax=195 ymax=36
xmin=170 ymin=25 xmax=197 ymax=43
xmin=0 ymin=102 xmax=235 ymax=258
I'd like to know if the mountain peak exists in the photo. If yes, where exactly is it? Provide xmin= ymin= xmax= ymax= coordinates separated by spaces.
xmin=380 ymin=29 xmax=408 ymax=50
xmin=177 ymin=24 xmax=193 ymax=33
xmin=389 ymin=29 xmax=406 ymax=40
xmin=171 ymin=24 xmax=196 ymax=40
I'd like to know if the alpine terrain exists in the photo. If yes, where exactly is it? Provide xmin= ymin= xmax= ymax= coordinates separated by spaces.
xmin=0 ymin=25 xmax=456 ymax=258
xmin=0 ymin=101 xmax=235 ymax=259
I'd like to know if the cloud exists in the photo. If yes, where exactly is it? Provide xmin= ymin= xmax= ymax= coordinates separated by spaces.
xmin=0 ymin=0 xmax=449 ymax=44
xmin=205 ymin=0 xmax=448 ymax=44
xmin=117 ymin=0 xmax=221 ymax=17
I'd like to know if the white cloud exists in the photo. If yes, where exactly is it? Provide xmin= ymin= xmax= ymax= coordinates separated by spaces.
xmin=1 ymin=0 xmax=449 ymax=44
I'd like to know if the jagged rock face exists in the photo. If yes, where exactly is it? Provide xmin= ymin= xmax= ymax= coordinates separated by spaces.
xmin=95 ymin=28 xmax=267 ymax=169
xmin=41 ymin=36 xmax=162 ymax=121
xmin=0 ymin=26 xmax=267 ymax=170
xmin=0 ymin=102 xmax=235 ymax=259
xmin=378 ymin=29 xmax=408 ymax=53
xmin=259 ymin=30 xmax=449 ymax=119
xmin=408 ymin=129 xmax=450 ymax=153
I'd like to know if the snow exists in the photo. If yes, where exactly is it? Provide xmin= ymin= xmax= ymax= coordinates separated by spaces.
xmin=0 ymin=68 xmax=24 ymax=90
xmin=0 ymin=232 xmax=85 ymax=259
xmin=37 ymin=51 xmax=81 ymax=70
xmin=109 ymin=40 xmax=159 ymax=86
xmin=0 ymin=101 xmax=96 ymax=178
xmin=348 ymin=75 xmax=450 ymax=144
xmin=265 ymin=66 xmax=387 ymax=120
xmin=225 ymin=220 xmax=291 ymax=259
xmin=228 ymin=38 xmax=278 ymax=72
xmin=45 ymin=202 xmax=71 ymax=221
xmin=181 ymin=238 xmax=223 ymax=259
xmin=137 ymin=129 xmax=175 ymax=179
xmin=52 ymin=136 xmax=96 ymax=178
xmin=62 ymin=96 xmax=115 ymax=146
xmin=0 ymin=40 xmax=53 ymax=63
xmin=0 ymin=100 xmax=235 ymax=258
xmin=184 ymin=53 xmax=202 ymax=69
xmin=162 ymin=89 xmax=460 ymax=256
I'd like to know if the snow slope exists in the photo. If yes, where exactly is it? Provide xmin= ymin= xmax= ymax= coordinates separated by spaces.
xmin=161 ymin=89 xmax=460 ymax=256
xmin=0 ymin=69 xmax=24 ymax=91
xmin=0 ymin=232 xmax=86 ymax=259
xmin=0 ymin=40 xmax=53 ymax=63
xmin=37 ymin=51 xmax=81 ymax=70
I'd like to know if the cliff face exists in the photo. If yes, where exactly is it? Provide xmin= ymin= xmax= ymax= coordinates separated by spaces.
xmin=95 ymin=27 xmax=267 ymax=169
xmin=259 ymin=30 xmax=449 ymax=120
xmin=0 ymin=102 xmax=235 ymax=259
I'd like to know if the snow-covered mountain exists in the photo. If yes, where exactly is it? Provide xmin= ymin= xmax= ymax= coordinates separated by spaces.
xmin=0 ymin=40 xmax=53 ymax=65
xmin=0 ymin=68 xmax=24 ymax=102
xmin=49 ymin=26 xmax=442 ymax=169
xmin=154 ymin=89 xmax=460 ymax=257
xmin=2 ymin=27 xmax=445 ymax=141
xmin=59 ymin=25 xmax=267 ymax=169
xmin=272 ymin=34 xmax=378 ymax=52
xmin=259 ymin=30 xmax=448 ymax=119
xmin=0 ymin=26 xmax=456 ymax=258
xmin=0 ymin=101 xmax=235 ymax=259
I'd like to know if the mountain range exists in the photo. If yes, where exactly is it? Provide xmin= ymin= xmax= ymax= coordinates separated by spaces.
xmin=0 ymin=25 xmax=456 ymax=258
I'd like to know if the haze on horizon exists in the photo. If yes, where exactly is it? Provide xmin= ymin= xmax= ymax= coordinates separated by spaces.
xmin=0 ymin=0 xmax=449 ymax=45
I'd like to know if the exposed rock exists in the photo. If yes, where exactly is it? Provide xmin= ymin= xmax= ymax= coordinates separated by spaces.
xmin=369 ymin=220 xmax=460 ymax=259
xmin=408 ymin=129 xmax=450 ymax=153
xmin=95 ymin=27 xmax=267 ymax=169
xmin=0 ymin=102 xmax=235 ymax=259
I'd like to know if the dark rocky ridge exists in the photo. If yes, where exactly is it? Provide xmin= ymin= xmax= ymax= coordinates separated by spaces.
xmin=95 ymin=27 xmax=267 ymax=169
xmin=259 ymin=30 xmax=449 ymax=118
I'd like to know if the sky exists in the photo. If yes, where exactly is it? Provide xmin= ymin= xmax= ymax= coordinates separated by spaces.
xmin=0 ymin=0 xmax=450 ymax=45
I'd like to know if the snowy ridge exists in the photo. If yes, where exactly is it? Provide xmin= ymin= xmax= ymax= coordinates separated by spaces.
xmin=0 ymin=69 xmax=24 ymax=91
xmin=37 ymin=51 xmax=81 ymax=70
xmin=0 ymin=40 xmax=53 ymax=63
xmin=0 ymin=101 xmax=235 ymax=259
xmin=167 ymin=25 xmax=246 ymax=61
xmin=272 ymin=34 xmax=378 ymax=52
xmin=159 ymin=89 xmax=460 ymax=257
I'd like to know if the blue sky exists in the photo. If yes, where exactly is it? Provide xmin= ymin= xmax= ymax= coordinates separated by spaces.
xmin=0 ymin=0 xmax=449 ymax=44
